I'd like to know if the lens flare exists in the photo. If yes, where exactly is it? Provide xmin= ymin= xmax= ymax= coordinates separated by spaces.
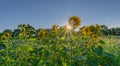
xmin=66 ymin=24 xmax=72 ymax=30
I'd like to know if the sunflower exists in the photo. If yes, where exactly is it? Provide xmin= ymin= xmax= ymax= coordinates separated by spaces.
xmin=68 ymin=16 xmax=81 ymax=29
xmin=96 ymin=24 xmax=102 ymax=30
xmin=52 ymin=25 xmax=58 ymax=33
xmin=22 ymin=27 xmax=26 ymax=32
xmin=89 ymin=25 xmax=96 ymax=33
xmin=4 ymin=33 xmax=11 ymax=38
xmin=1 ymin=33 xmax=11 ymax=41
xmin=87 ymin=41 xmax=92 ymax=47
xmin=82 ymin=26 xmax=89 ymax=33
xmin=1 ymin=35 xmax=7 ymax=40
xmin=82 ymin=26 xmax=90 ymax=38
xmin=92 ymin=34 xmax=98 ymax=41
xmin=38 ymin=29 xmax=46 ymax=42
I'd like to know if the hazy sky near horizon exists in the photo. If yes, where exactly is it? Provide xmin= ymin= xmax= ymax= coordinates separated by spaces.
xmin=0 ymin=0 xmax=120 ymax=32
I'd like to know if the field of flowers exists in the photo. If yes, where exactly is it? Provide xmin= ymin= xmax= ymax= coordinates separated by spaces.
xmin=0 ymin=16 xmax=120 ymax=66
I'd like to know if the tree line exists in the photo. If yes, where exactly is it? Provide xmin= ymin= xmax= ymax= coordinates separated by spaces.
xmin=101 ymin=25 xmax=120 ymax=36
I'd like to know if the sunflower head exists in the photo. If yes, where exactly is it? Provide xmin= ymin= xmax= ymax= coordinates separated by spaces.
xmin=81 ymin=26 xmax=90 ymax=38
xmin=21 ymin=27 xmax=26 ymax=32
xmin=87 ymin=41 xmax=92 ymax=47
xmin=96 ymin=24 xmax=102 ymax=30
xmin=4 ymin=33 xmax=11 ymax=38
xmin=68 ymin=16 xmax=81 ymax=29
xmin=1 ymin=35 xmax=7 ymax=41
xmin=83 ymin=26 xmax=89 ymax=33
xmin=38 ymin=29 xmax=46 ymax=42
xmin=82 ymin=26 xmax=89 ymax=34
xmin=92 ymin=34 xmax=98 ymax=41
xmin=52 ymin=25 xmax=58 ymax=33
xmin=89 ymin=25 xmax=96 ymax=32
xmin=1 ymin=32 xmax=11 ymax=41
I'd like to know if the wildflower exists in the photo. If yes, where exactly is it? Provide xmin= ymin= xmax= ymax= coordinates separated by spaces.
xmin=92 ymin=34 xmax=98 ymax=41
xmin=68 ymin=16 xmax=81 ymax=29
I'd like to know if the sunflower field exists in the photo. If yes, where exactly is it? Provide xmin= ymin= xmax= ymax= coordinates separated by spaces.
xmin=0 ymin=16 xmax=120 ymax=66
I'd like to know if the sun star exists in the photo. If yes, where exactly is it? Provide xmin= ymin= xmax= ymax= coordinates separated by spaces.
xmin=66 ymin=24 xmax=72 ymax=30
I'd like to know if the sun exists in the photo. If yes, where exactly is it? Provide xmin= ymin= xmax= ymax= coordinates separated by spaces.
xmin=62 ymin=23 xmax=73 ymax=39
xmin=66 ymin=24 xmax=72 ymax=30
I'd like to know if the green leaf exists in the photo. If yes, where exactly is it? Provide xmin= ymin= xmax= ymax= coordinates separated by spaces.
xmin=95 ymin=46 xmax=103 ymax=56
xmin=72 ymin=56 xmax=87 ymax=61
xmin=37 ymin=60 xmax=44 ymax=66
xmin=29 ymin=38 xmax=36 ymax=41
xmin=62 ymin=62 xmax=67 ymax=66
xmin=0 ymin=49 xmax=5 ymax=52
xmin=86 ymin=57 xmax=98 ymax=66
xmin=98 ymin=40 xmax=106 ymax=44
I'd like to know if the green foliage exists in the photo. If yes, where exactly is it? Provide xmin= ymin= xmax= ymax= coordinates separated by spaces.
xmin=98 ymin=40 xmax=106 ymax=44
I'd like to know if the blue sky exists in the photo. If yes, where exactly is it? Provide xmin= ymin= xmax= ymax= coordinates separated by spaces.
xmin=0 ymin=0 xmax=120 ymax=32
